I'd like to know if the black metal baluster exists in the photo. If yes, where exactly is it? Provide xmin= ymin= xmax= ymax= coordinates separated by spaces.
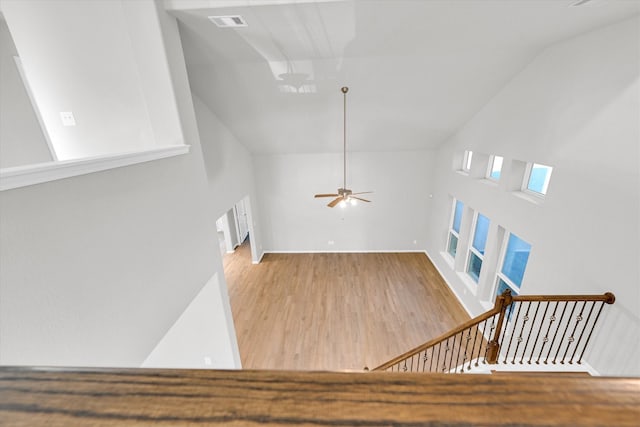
xmin=436 ymin=341 xmax=442 ymax=372
xmin=562 ymin=301 xmax=587 ymax=364
xmin=462 ymin=329 xmax=472 ymax=372
xmin=537 ymin=301 xmax=558 ymax=364
xmin=528 ymin=301 xmax=549 ymax=364
xmin=553 ymin=301 xmax=577 ymax=364
xmin=520 ymin=301 xmax=541 ymax=364
xmin=496 ymin=302 xmax=518 ymax=363
xmin=429 ymin=345 xmax=436 ymax=372
xmin=447 ymin=334 xmax=457 ymax=372
xmin=422 ymin=349 xmax=429 ymax=372
xmin=475 ymin=320 xmax=488 ymax=367
xmin=455 ymin=331 xmax=465 ymax=373
xmin=402 ymin=358 xmax=408 ymax=372
xmin=512 ymin=302 xmax=532 ymax=364
xmin=469 ymin=323 xmax=481 ymax=369
xmin=570 ymin=301 xmax=596 ymax=364
xmin=545 ymin=301 xmax=569 ymax=364
xmin=442 ymin=338 xmax=450 ymax=372
xmin=504 ymin=302 xmax=523 ymax=363
xmin=577 ymin=301 xmax=606 ymax=364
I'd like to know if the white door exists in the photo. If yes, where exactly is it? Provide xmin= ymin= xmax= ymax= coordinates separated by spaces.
xmin=235 ymin=200 xmax=249 ymax=243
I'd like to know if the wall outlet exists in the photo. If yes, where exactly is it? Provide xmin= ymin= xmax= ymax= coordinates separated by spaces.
xmin=413 ymin=240 xmax=418 ymax=245
xmin=328 ymin=240 xmax=334 ymax=245
xmin=204 ymin=356 xmax=212 ymax=365
xmin=60 ymin=111 xmax=76 ymax=126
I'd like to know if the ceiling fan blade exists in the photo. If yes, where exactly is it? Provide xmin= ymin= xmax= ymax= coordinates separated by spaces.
xmin=327 ymin=197 xmax=343 ymax=208
xmin=314 ymin=194 xmax=339 ymax=198
xmin=351 ymin=191 xmax=373 ymax=195
xmin=351 ymin=196 xmax=371 ymax=203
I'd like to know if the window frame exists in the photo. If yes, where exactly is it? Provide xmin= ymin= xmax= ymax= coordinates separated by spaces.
xmin=446 ymin=199 xmax=463 ymax=259
xmin=494 ymin=232 xmax=530 ymax=301
xmin=466 ymin=211 xmax=489 ymax=283
xmin=522 ymin=162 xmax=553 ymax=197
xmin=462 ymin=150 xmax=473 ymax=173
xmin=486 ymin=155 xmax=503 ymax=181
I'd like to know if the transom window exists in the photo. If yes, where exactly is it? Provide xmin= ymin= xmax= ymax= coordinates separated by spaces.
xmin=447 ymin=199 xmax=464 ymax=258
xmin=462 ymin=150 xmax=473 ymax=172
xmin=495 ymin=232 xmax=531 ymax=299
xmin=487 ymin=155 xmax=503 ymax=180
xmin=524 ymin=163 xmax=553 ymax=195
xmin=467 ymin=212 xmax=490 ymax=283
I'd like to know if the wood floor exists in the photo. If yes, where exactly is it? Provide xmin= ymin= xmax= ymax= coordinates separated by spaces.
xmin=224 ymin=241 xmax=470 ymax=371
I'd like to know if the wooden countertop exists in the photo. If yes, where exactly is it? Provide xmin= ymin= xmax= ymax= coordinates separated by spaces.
xmin=1 ymin=367 xmax=638 ymax=426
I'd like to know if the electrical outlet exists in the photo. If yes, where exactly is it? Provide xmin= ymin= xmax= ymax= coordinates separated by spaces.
xmin=328 ymin=240 xmax=334 ymax=245
xmin=60 ymin=111 xmax=76 ymax=126
xmin=204 ymin=356 xmax=212 ymax=365
xmin=413 ymin=240 xmax=418 ymax=245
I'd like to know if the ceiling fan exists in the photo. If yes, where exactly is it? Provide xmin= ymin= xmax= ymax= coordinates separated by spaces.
xmin=314 ymin=87 xmax=372 ymax=208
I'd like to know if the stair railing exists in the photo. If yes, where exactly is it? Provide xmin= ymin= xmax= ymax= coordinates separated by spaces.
xmin=373 ymin=290 xmax=615 ymax=373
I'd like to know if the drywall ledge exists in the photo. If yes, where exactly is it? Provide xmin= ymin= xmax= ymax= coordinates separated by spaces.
xmin=0 ymin=144 xmax=190 ymax=191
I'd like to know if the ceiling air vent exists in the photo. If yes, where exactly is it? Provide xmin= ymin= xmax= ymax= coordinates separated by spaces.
xmin=208 ymin=15 xmax=248 ymax=28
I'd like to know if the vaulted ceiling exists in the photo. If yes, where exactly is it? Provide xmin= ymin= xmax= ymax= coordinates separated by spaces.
xmin=167 ymin=0 xmax=639 ymax=154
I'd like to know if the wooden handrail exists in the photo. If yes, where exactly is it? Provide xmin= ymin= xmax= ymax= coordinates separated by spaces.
xmin=512 ymin=293 xmax=615 ymax=304
xmin=373 ymin=306 xmax=500 ymax=371
xmin=373 ymin=291 xmax=616 ymax=372
xmin=1 ymin=367 xmax=639 ymax=426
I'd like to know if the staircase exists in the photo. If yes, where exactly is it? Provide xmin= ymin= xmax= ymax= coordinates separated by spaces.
xmin=373 ymin=290 xmax=615 ymax=374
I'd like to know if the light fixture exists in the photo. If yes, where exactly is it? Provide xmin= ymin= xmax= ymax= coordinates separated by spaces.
xmin=314 ymin=87 xmax=374 ymax=208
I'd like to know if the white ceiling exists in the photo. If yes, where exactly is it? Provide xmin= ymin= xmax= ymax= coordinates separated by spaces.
xmin=168 ymin=0 xmax=640 ymax=154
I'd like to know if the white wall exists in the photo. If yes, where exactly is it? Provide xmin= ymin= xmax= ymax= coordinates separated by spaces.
xmin=1 ymin=0 xmax=181 ymax=161
xmin=254 ymin=150 xmax=435 ymax=252
xmin=0 ymin=16 xmax=51 ymax=168
xmin=426 ymin=17 xmax=639 ymax=376
xmin=0 ymin=1 xmax=240 ymax=368
xmin=193 ymin=95 xmax=263 ymax=261
xmin=142 ymin=273 xmax=240 ymax=369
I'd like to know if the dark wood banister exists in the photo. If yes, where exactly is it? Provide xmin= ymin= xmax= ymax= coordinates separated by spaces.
xmin=373 ymin=291 xmax=615 ymax=371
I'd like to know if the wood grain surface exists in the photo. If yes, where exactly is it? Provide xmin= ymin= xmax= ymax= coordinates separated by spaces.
xmin=225 ymin=241 xmax=470 ymax=371
xmin=1 ymin=367 xmax=638 ymax=426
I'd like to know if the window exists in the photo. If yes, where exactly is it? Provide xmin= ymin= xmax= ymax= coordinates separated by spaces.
xmin=466 ymin=213 xmax=490 ymax=282
xmin=495 ymin=233 xmax=531 ymax=299
xmin=462 ymin=150 xmax=473 ymax=172
xmin=524 ymin=163 xmax=552 ymax=195
xmin=487 ymin=155 xmax=503 ymax=180
xmin=447 ymin=200 xmax=464 ymax=258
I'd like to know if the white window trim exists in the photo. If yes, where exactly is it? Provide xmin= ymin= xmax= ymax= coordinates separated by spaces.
xmin=0 ymin=144 xmax=190 ymax=191
xmin=446 ymin=199 xmax=462 ymax=258
xmin=521 ymin=162 xmax=552 ymax=198
xmin=466 ymin=212 xmax=486 ymax=283
xmin=462 ymin=150 xmax=473 ymax=172
xmin=486 ymin=154 xmax=503 ymax=181
xmin=493 ymin=232 xmax=524 ymax=301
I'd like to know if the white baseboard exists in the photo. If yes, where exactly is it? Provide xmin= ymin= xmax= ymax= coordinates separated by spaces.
xmin=423 ymin=250 xmax=475 ymax=318
xmin=252 ymin=251 xmax=265 ymax=264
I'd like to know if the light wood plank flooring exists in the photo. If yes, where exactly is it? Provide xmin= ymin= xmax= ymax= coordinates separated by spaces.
xmin=224 ymin=241 xmax=470 ymax=371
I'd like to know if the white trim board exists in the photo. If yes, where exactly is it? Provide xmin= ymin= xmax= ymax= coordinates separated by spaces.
xmin=0 ymin=144 xmax=189 ymax=191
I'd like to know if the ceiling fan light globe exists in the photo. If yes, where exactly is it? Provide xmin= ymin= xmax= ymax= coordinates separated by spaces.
xmin=350 ymin=198 xmax=357 ymax=206
xmin=339 ymin=200 xmax=347 ymax=208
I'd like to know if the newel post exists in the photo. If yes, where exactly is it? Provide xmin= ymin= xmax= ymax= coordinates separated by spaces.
xmin=486 ymin=289 xmax=513 ymax=364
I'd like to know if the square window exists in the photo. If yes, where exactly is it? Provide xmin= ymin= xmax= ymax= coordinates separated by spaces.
xmin=463 ymin=150 xmax=473 ymax=172
xmin=467 ymin=252 xmax=483 ymax=282
xmin=488 ymin=155 xmax=503 ymax=180
xmin=501 ymin=233 xmax=531 ymax=288
xmin=526 ymin=163 xmax=553 ymax=195
xmin=447 ymin=233 xmax=458 ymax=257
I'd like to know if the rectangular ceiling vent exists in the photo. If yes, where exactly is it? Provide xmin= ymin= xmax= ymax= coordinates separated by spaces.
xmin=208 ymin=15 xmax=248 ymax=28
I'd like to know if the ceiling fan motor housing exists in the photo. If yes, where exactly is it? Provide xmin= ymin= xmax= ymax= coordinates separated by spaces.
xmin=338 ymin=188 xmax=352 ymax=197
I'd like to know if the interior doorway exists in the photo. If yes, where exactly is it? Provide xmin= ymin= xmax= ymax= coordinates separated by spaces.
xmin=217 ymin=195 xmax=258 ymax=264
